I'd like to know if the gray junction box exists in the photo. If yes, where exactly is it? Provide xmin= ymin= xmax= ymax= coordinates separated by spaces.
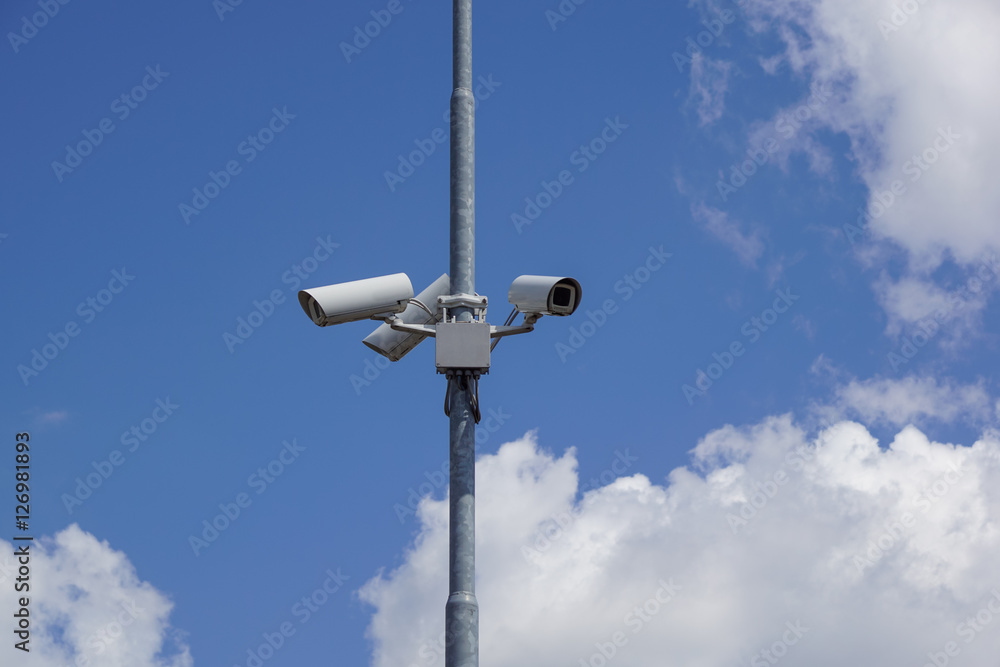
xmin=435 ymin=322 xmax=491 ymax=373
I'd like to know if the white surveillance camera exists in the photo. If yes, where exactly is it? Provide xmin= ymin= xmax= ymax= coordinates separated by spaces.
xmin=508 ymin=275 xmax=582 ymax=316
xmin=298 ymin=273 xmax=414 ymax=326
xmin=363 ymin=273 xmax=451 ymax=361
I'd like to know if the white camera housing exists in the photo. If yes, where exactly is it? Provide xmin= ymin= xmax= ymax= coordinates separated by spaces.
xmin=299 ymin=273 xmax=414 ymax=326
xmin=363 ymin=273 xmax=451 ymax=361
xmin=508 ymin=275 xmax=582 ymax=316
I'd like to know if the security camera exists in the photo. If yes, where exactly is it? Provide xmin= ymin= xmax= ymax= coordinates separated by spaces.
xmin=298 ymin=273 xmax=414 ymax=326
xmin=363 ymin=273 xmax=451 ymax=361
xmin=508 ymin=275 xmax=582 ymax=316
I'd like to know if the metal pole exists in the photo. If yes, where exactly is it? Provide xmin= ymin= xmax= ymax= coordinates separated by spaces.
xmin=450 ymin=0 xmax=474 ymax=309
xmin=446 ymin=0 xmax=478 ymax=665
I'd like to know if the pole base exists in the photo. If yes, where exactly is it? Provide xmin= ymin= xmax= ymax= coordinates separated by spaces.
xmin=445 ymin=591 xmax=479 ymax=667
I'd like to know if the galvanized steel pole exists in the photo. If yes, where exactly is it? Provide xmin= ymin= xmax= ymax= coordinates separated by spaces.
xmin=446 ymin=0 xmax=478 ymax=665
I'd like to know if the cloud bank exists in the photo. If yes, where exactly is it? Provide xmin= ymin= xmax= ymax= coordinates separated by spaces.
xmin=736 ymin=0 xmax=1000 ymax=266
xmin=693 ymin=0 xmax=1000 ymax=334
xmin=0 ymin=525 xmax=191 ymax=667
xmin=362 ymin=414 xmax=1000 ymax=666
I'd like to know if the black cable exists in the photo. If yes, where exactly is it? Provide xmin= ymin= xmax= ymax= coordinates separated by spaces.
xmin=444 ymin=373 xmax=481 ymax=423
xmin=443 ymin=374 xmax=452 ymax=417
xmin=468 ymin=375 xmax=482 ymax=423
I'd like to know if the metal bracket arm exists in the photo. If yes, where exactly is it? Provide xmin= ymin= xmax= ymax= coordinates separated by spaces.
xmin=489 ymin=313 xmax=540 ymax=339
xmin=375 ymin=314 xmax=438 ymax=337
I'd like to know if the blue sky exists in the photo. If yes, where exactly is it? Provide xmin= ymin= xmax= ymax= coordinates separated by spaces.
xmin=3 ymin=1 xmax=1000 ymax=666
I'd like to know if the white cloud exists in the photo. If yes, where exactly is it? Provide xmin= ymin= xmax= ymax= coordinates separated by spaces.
xmin=828 ymin=375 xmax=994 ymax=428
xmin=875 ymin=274 xmax=958 ymax=332
xmin=362 ymin=422 xmax=1000 ymax=667
xmin=688 ymin=54 xmax=732 ymax=127
xmin=40 ymin=410 xmax=69 ymax=424
xmin=738 ymin=0 xmax=1000 ymax=269
xmin=873 ymin=265 xmax=997 ymax=349
xmin=0 ymin=525 xmax=191 ymax=666
xmin=792 ymin=313 xmax=817 ymax=340
xmin=36 ymin=410 xmax=69 ymax=425
xmin=809 ymin=353 xmax=841 ymax=379
xmin=691 ymin=202 xmax=765 ymax=267
xmin=25 ymin=408 xmax=71 ymax=427
xmin=744 ymin=81 xmax=836 ymax=178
